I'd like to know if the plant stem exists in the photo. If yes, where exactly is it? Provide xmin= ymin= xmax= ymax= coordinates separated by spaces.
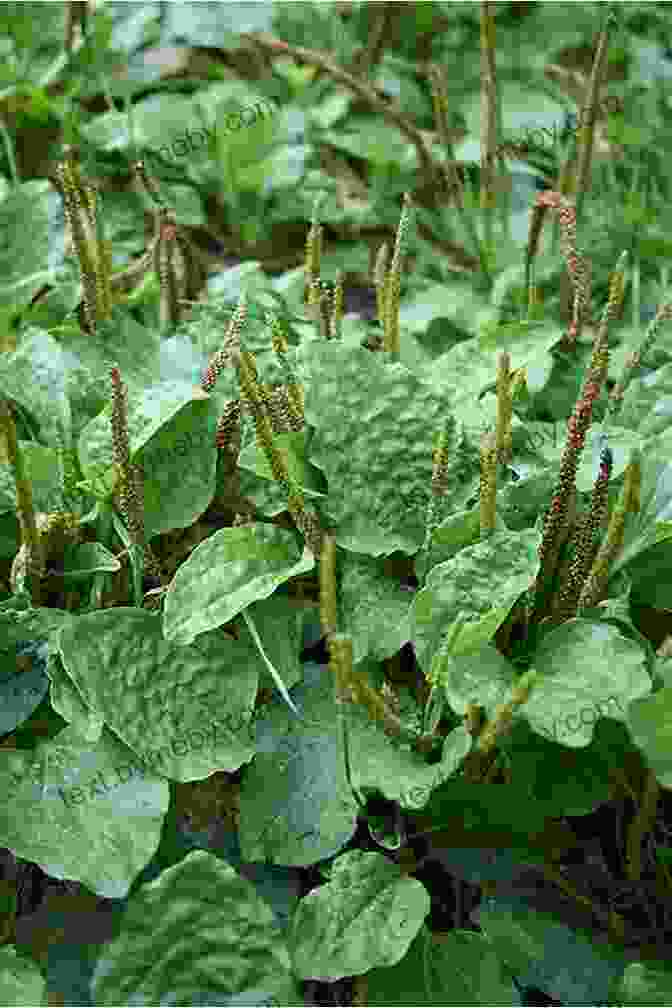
xmin=0 ymin=399 xmax=45 ymax=603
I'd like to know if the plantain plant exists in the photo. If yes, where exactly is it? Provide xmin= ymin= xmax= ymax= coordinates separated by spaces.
xmin=3 ymin=2 xmax=672 ymax=1005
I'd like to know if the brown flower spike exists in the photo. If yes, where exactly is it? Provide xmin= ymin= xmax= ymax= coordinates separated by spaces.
xmin=110 ymin=367 xmax=160 ymax=578
xmin=530 ymin=252 xmax=627 ymax=625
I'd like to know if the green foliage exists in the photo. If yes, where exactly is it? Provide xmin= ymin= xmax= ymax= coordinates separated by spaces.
xmin=2 ymin=2 xmax=672 ymax=1005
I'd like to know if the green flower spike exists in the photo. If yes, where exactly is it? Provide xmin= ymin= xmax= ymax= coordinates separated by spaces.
xmin=552 ymin=443 xmax=612 ymax=623
xmin=383 ymin=192 xmax=413 ymax=356
xmin=231 ymin=347 xmax=323 ymax=557
xmin=609 ymin=300 xmax=672 ymax=416
xmin=110 ymin=366 xmax=144 ymax=548
xmin=330 ymin=271 xmax=344 ymax=340
xmin=55 ymin=146 xmax=112 ymax=334
xmin=110 ymin=367 xmax=161 ymax=579
xmin=303 ymin=194 xmax=324 ymax=304
xmin=530 ymin=252 xmax=624 ymax=625
xmin=201 ymin=295 xmax=249 ymax=393
xmin=0 ymin=399 xmax=44 ymax=602
xmin=463 ymin=669 xmax=538 ymax=783
xmin=578 ymin=451 xmax=640 ymax=611
xmin=266 ymin=312 xmax=305 ymax=429
xmin=479 ymin=429 xmax=498 ymax=536
xmin=374 ymin=240 xmax=390 ymax=328
xmin=214 ymin=400 xmax=242 ymax=455
xmin=496 ymin=350 xmax=512 ymax=463
xmin=421 ymin=419 xmax=452 ymax=556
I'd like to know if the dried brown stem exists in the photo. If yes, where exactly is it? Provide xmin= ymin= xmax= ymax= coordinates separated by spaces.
xmin=242 ymin=32 xmax=445 ymax=193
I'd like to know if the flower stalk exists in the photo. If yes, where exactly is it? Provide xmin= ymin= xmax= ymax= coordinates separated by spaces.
xmin=577 ymin=450 xmax=640 ymax=612
xmin=462 ymin=669 xmax=537 ymax=783
xmin=0 ymin=399 xmax=45 ymax=602
xmin=551 ymin=443 xmax=613 ymax=623
xmin=525 ymin=190 xmax=593 ymax=344
xmin=64 ymin=0 xmax=88 ymax=52
xmin=609 ymin=301 xmax=672 ymax=415
xmin=304 ymin=194 xmax=324 ymax=305
xmin=382 ymin=192 xmax=413 ymax=357
xmin=495 ymin=350 xmax=512 ymax=463
xmin=479 ymin=430 xmax=498 ymax=536
xmin=330 ymin=271 xmax=344 ymax=340
xmin=267 ymin=311 xmax=305 ymax=429
xmin=201 ymin=295 xmax=249 ymax=393
xmin=422 ymin=419 xmax=452 ymax=556
xmin=231 ymin=346 xmax=324 ymax=557
xmin=573 ymin=8 xmax=613 ymax=221
xmin=530 ymin=252 xmax=627 ymax=625
xmin=153 ymin=208 xmax=206 ymax=330
xmin=110 ymin=367 xmax=161 ymax=580
xmin=374 ymin=241 xmax=390 ymax=330
xmin=426 ymin=62 xmax=465 ymax=207
xmin=55 ymin=146 xmax=113 ymax=334
xmin=479 ymin=1 xmax=499 ymax=229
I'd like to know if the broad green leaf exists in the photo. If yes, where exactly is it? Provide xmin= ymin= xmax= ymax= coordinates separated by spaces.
xmin=574 ymin=424 xmax=641 ymax=493
xmin=235 ymin=593 xmax=305 ymax=699
xmin=411 ymin=775 xmax=551 ymax=851
xmin=322 ymin=120 xmax=415 ymax=168
xmin=163 ymin=523 xmax=315 ymax=647
xmin=478 ymin=895 xmax=628 ymax=1006
xmin=60 ymin=541 xmax=121 ymax=581
xmin=622 ymin=539 xmax=672 ymax=609
xmin=626 ymin=686 xmax=672 ymax=788
xmin=90 ymin=850 xmax=299 ymax=1006
xmin=412 ymin=528 xmax=541 ymax=680
xmin=0 ymin=946 xmax=47 ymax=1007
xmin=0 ymin=180 xmax=55 ymax=315
xmin=610 ymin=960 xmax=672 ymax=1005
xmin=504 ymin=719 xmax=613 ymax=818
xmin=289 ymin=850 xmax=430 ymax=980
xmin=0 ymin=638 xmax=49 ymax=734
xmin=439 ymin=642 xmax=519 ymax=719
xmin=0 ymin=601 xmax=74 ymax=652
xmin=415 ymin=506 xmax=506 ymax=583
xmin=238 ymin=661 xmax=358 ymax=866
xmin=214 ymin=97 xmax=279 ymax=194
xmin=398 ymin=282 xmax=496 ymax=340
xmin=298 ymin=341 xmax=461 ymax=555
xmin=79 ymin=379 xmax=218 ymax=537
xmin=309 ymin=93 xmax=351 ymax=130
xmin=618 ymin=362 xmax=672 ymax=438
xmin=494 ymin=468 xmax=556 ymax=533
xmin=345 ymin=698 xmax=472 ymax=812
xmin=163 ymin=2 xmax=274 ymax=46
xmin=57 ymin=608 xmax=258 ymax=780
xmin=64 ymin=309 xmax=161 ymax=403
xmin=415 ymin=336 xmax=514 ymax=431
xmin=337 ymin=551 xmax=416 ymax=663
xmin=610 ymin=443 xmax=672 ymax=583
xmin=47 ymin=642 xmax=105 ymax=744
xmin=366 ymin=927 xmax=519 ymax=1006
xmin=76 ymin=108 xmax=131 ymax=158
xmin=0 ymin=442 xmax=63 ymax=515
xmin=135 ymin=398 xmax=218 ymax=539
xmin=82 ymin=93 xmax=195 ymax=158
xmin=0 ymin=328 xmax=72 ymax=449
xmin=237 ymin=457 xmax=296 ymax=518
xmin=523 ymin=619 xmax=651 ymax=748
xmin=0 ymin=723 xmax=168 ymax=898
xmin=237 ymin=431 xmax=327 ymax=501
xmin=459 ymin=80 xmax=566 ymax=156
